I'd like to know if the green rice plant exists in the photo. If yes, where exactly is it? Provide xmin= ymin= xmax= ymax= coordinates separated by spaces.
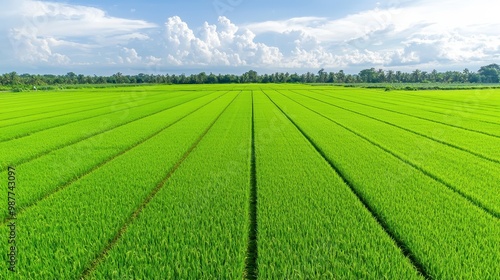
xmin=253 ymin=91 xmax=421 ymax=279
xmin=338 ymin=88 xmax=500 ymax=123
xmin=305 ymin=89 xmax=500 ymax=161
xmin=315 ymin=88 xmax=500 ymax=138
xmin=0 ymin=89 xmax=126 ymax=117
xmin=89 ymin=91 xmax=252 ymax=279
xmin=281 ymin=89 xmax=500 ymax=216
xmin=0 ymin=92 xmax=239 ymax=279
xmin=0 ymin=84 xmax=497 ymax=279
xmin=0 ymin=87 xmax=177 ymax=128
xmin=0 ymin=90 xmax=217 ymax=169
xmin=265 ymin=90 xmax=500 ymax=279
xmin=0 ymin=91 xmax=225 ymax=221
xmin=0 ymin=91 xmax=204 ymax=142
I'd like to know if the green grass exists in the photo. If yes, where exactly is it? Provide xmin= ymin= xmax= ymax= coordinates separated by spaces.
xmin=319 ymin=89 xmax=500 ymax=160
xmin=281 ymin=89 xmax=500 ymax=216
xmin=0 ymin=90 xmax=224 ymax=221
xmin=89 ymin=91 xmax=251 ymax=279
xmin=264 ymin=89 xmax=499 ymax=279
xmin=0 ymin=84 xmax=498 ymax=279
xmin=254 ymin=91 xmax=421 ymax=278
xmin=0 ymin=89 xmax=236 ymax=278
xmin=314 ymin=83 xmax=500 ymax=90
xmin=0 ymin=90 xmax=205 ymax=142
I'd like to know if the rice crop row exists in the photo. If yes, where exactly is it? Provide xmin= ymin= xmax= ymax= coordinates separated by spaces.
xmin=0 ymin=91 xmax=207 ymax=142
xmin=264 ymin=89 xmax=499 ymax=279
xmin=280 ymin=89 xmax=500 ymax=216
xmin=0 ymin=84 xmax=497 ymax=279
xmin=0 ymin=91 xmax=238 ymax=279
xmin=0 ymin=90 xmax=226 ymax=221
xmin=0 ymin=88 xmax=180 ymax=128
xmin=88 ymin=91 xmax=252 ymax=279
xmin=0 ymin=90 xmax=218 ymax=169
xmin=316 ymin=89 xmax=500 ymax=137
xmin=302 ymin=89 xmax=500 ymax=161
xmin=253 ymin=91 xmax=422 ymax=279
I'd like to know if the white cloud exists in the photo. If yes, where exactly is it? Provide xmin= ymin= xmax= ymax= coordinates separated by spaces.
xmin=2 ymin=0 xmax=156 ymax=67
xmin=164 ymin=16 xmax=282 ymax=67
xmin=158 ymin=0 xmax=500 ymax=70
xmin=8 ymin=28 xmax=71 ymax=65
xmin=118 ymin=47 xmax=141 ymax=64
xmin=1 ymin=0 xmax=499 ymax=73
xmin=242 ymin=0 xmax=500 ymax=70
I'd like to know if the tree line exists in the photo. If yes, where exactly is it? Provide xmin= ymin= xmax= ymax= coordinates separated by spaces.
xmin=1 ymin=64 xmax=499 ymax=87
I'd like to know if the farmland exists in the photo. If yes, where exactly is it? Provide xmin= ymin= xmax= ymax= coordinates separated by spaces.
xmin=0 ymin=84 xmax=499 ymax=279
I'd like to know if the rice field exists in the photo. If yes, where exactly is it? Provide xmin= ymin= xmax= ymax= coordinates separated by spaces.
xmin=0 ymin=84 xmax=499 ymax=279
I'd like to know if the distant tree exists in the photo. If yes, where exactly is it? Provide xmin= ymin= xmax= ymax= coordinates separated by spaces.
xmin=335 ymin=70 xmax=346 ymax=83
xmin=411 ymin=69 xmax=422 ymax=83
xmin=280 ymin=72 xmax=286 ymax=83
xmin=197 ymin=72 xmax=208 ymax=84
xmin=478 ymin=64 xmax=500 ymax=83
xmin=317 ymin=68 xmax=327 ymax=83
xmin=66 ymin=72 xmax=77 ymax=84
xmin=3 ymin=63 xmax=500 ymax=88
xmin=463 ymin=68 xmax=471 ymax=83
xmin=305 ymin=72 xmax=315 ymax=83
xmin=77 ymin=74 xmax=86 ymax=84
xmin=359 ymin=68 xmax=378 ymax=83
xmin=9 ymin=72 xmax=20 ymax=86
xmin=245 ymin=70 xmax=258 ymax=83
xmin=207 ymin=73 xmax=218 ymax=84
xmin=376 ymin=69 xmax=386 ymax=83
xmin=289 ymin=73 xmax=300 ymax=83
xmin=386 ymin=70 xmax=395 ymax=83
xmin=327 ymin=72 xmax=335 ymax=83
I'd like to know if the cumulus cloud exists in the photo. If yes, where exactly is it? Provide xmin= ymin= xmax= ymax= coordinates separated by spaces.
xmin=2 ymin=0 xmax=156 ymax=66
xmin=164 ymin=16 xmax=282 ymax=67
xmin=243 ymin=0 xmax=500 ymax=69
xmin=158 ymin=0 xmax=500 ymax=71
xmin=113 ymin=47 xmax=162 ymax=66
xmin=160 ymin=15 xmax=398 ymax=69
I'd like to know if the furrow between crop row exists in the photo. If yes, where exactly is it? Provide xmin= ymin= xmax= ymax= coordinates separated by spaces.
xmin=244 ymin=90 xmax=258 ymax=280
xmin=293 ymin=90 xmax=500 ymax=165
xmin=262 ymin=90 xmax=429 ymax=278
xmin=0 ymin=91 xmax=219 ymax=170
xmin=0 ymin=91 xmax=205 ymax=143
xmin=318 ymin=92 xmax=500 ymax=138
xmin=0 ymin=89 xmax=179 ymax=128
xmin=0 ymin=91 xmax=228 ymax=224
xmin=80 ymin=91 xmax=241 ymax=279
xmin=279 ymin=91 xmax=498 ymax=218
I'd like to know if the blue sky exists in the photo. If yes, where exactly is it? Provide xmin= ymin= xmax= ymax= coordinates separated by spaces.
xmin=1 ymin=0 xmax=499 ymax=75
